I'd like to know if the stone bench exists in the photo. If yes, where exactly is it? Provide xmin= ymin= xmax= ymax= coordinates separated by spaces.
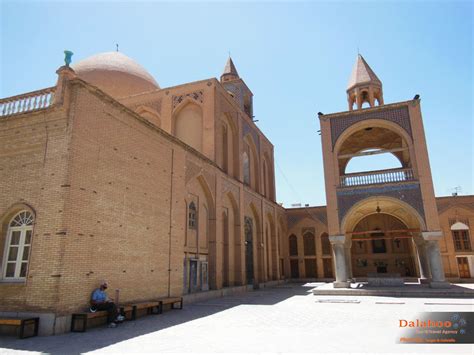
xmin=71 ymin=311 xmax=109 ymax=332
xmin=157 ymin=297 xmax=183 ymax=312
xmin=367 ymin=273 xmax=404 ymax=287
xmin=0 ymin=317 xmax=39 ymax=338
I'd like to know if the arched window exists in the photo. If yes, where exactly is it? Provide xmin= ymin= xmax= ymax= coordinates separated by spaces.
xmin=289 ymin=234 xmax=298 ymax=256
xmin=243 ymin=151 xmax=250 ymax=186
xmin=263 ymin=160 xmax=268 ymax=198
xmin=188 ymin=202 xmax=197 ymax=229
xmin=303 ymin=232 xmax=316 ymax=256
xmin=222 ymin=124 xmax=229 ymax=173
xmin=321 ymin=233 xmax=331 ymax=255
xmin=2 ymin=211 xmax=34 ymax=280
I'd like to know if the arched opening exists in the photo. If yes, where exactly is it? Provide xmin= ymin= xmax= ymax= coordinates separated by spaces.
xmin=263 ymin=160 xmax=268 ymax=198
xmin=2 ymin=210 xmax=34 ymax=280
xmin=265 ymin=224 xmax=270 ymax=281
xmin=320 ymin=232 xmax=333 ymax=279
xmin=303 ymin=231 xmax=317 ymax=278
xmin=222 ymin=210 xmax=229 ymax=287
xmin=174 ymin=103 xmax=203 ymax=152
xmin=263 ymin=153 xmax=274 ymax=200
xmin=345 ymin=150 xmax=403 ymax=174
xmin=350 ymin=213 xmax=418 ymax=278
xmin=222 ymin=123 xmax=229 ymax=173
xmin=243 ymin=136 xmax=259 ymax=192
xmin=337 ymin=125 xmax=412 ymax=187
xmin=184 ymin=175 xmax=216 ymax=293
xmin=244 ymin=216 xmax=254 ymax=285
xmin=243 ymin=151 xmax=250 ymax=186
xmin=303 ymin=232 xmax=316 ymax=256
xmin=321 ymin=232 xmax=331 ymax=255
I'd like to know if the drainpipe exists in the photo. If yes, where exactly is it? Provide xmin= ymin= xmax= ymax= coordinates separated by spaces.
xmin=167 ymin=149 xmax=174 ymax=297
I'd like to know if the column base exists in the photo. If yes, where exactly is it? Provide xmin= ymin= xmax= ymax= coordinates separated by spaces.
xmin=333 ymin=281 xmax=351 ymax=289
xmin=429 ymin=281 xmax=451 ymax=289
xmin=419 ymin=278 xmax=430 ymax=284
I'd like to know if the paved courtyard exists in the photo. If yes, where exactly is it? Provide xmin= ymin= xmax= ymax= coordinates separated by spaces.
xmin=1 ymin=283 xmax=473 ymax=354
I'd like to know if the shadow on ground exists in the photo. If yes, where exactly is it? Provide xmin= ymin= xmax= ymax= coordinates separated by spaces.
xmin=0 ymin=284 xmax=313 ymax=354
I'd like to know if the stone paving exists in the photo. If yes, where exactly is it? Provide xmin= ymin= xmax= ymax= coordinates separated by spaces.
xmin=1 ymin=283 xmax=473 ymax=354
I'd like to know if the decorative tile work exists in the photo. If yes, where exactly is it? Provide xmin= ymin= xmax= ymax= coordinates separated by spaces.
xmin=242 ymin=120 xmax=260 ymax=151
xmin=172 ymin=91 xmax=203 ymax=109
xmin=336 ymin=183 xmax=426 ymax=225
xmin=330 ymin=105 xmax=412 ymax=148
xmin=223 ymin=83 xmax=244 ymax=109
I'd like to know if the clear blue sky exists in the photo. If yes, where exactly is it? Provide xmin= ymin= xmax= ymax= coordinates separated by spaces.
xmin=1 ymin=1 xmax=472 ymax=207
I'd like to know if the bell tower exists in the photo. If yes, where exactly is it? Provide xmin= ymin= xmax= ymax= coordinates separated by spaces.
xmin=347 ymin=54 xmax=384 ymax=110
xmin=220 ymin=57 xmax=253 ymax=118
xmin=319 ymin=55 xmax=449 ymax=289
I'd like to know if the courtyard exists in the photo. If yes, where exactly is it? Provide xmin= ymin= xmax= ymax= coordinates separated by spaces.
xmin=0 ymin=283 xmax=472 ymax=354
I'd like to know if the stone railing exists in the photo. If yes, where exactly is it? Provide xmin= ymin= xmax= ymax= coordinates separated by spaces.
xmin=0 ymin=87 xmax=55 ymax=117
xmin=340 ymin=168 xmax=415 ymax=187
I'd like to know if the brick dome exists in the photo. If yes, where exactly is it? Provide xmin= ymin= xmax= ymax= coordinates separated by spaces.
xmin=72 ymin=52 xmax=159 ymax=98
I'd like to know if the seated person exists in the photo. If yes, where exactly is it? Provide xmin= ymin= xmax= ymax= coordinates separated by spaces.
xmin=90 ymin=280 xmax=124 ymax=328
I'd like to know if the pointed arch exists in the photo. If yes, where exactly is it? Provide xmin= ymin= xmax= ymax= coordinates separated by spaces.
xmin=135 ymin=105 xmax=161 ymax=127
xmin=263 ymin=151 xmax=274 ymax=200
xmin=243 ymin=134 xmax=260 ymax=192
xmin=221 ymin=113 xmax=238 ymax=177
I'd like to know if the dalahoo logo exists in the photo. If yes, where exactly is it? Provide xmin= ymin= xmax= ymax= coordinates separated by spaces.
xmin=397 ymin=312 xmax=472 ymax=344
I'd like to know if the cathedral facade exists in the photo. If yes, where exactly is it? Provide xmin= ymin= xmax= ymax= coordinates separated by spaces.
xmin=0 ymin=51 xmax=473 ymax=335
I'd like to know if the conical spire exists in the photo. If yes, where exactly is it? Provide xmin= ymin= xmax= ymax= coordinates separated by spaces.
xmin=221 ymin=56 xmax=239 ymax=82
xmin=347 ymin=54 xmax=382 ymax=90
xmin=346 ymin=54 xmax=384 ymax=110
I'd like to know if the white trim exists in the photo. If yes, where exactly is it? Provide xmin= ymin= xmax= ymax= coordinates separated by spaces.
xmin=1 ymin=211 xmax=34 ymax=281
xmin=451 ymin=222 xmax=469 ymax=231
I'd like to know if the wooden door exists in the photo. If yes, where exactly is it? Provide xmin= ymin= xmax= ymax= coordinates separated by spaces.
xmin=457 ymin=257 xmax=471 ymax=278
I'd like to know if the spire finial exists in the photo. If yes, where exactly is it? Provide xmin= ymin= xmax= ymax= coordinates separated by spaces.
xmin=64 ymin=50 xmax=73 ymax=67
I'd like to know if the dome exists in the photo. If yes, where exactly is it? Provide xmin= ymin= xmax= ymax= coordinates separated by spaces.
xmin=72 ymin=52 xmax=160 ymax=98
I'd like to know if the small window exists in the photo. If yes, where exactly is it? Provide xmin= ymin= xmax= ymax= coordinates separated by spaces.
xmin=188 ymin=202 xmax=197 ymax=229
xmin=2 ymin=211 xmax=34 ymax=280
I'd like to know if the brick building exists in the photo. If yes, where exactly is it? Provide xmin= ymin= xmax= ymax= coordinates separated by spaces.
xmin=0 ymin=52 xmax=472 ymax=334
